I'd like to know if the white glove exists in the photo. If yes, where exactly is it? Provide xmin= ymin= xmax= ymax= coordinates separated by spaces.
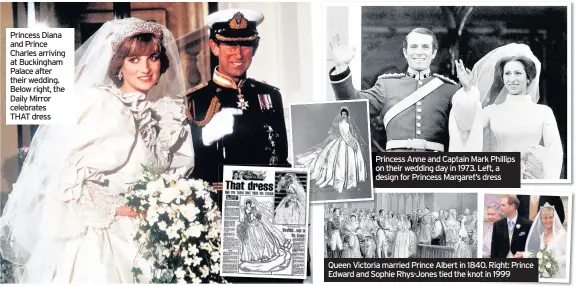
xmin=201 ymin=108 xmax=243 ymax=146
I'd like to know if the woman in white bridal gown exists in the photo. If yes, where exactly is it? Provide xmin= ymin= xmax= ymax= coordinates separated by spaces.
xmin=296 ymin=106 xmax=367 ymax=193
xmin=515 ymin=203 xmax=567 ymax=279
xmin=0 ymin=18 xmax=193 ymax=283
xmin=274 ymin=173 xmax=307 ymax=225
xmin=471 ymin=43 xmax=563 ymax=179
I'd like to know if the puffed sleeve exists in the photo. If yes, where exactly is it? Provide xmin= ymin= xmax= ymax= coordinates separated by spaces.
xmin=56 ymin=88 xmax=138 ymax=233
xmin=541 ymin=106 xmax=563 ymax=179
xmin=448 ymin=86 xmax=484 ymax=151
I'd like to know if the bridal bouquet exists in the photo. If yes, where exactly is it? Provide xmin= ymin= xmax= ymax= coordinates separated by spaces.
xmin=125 ymin=168 xmax=224 ymax=283
xmin=530 ymin=244 xmax=559 ymax=278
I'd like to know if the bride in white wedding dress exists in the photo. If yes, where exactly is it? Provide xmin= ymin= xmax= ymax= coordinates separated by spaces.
xmin=0 ymin=18 xmax=193 ymax=283
xmin=296 ymin=106 xmax=367 ymax=193
xmin=514 ymin=203 xmax=567 ymax=279
xmin=274 ymin=173 xmax=307 ymax=225
xmin=471 ymin=43 xmax=563 ymax=179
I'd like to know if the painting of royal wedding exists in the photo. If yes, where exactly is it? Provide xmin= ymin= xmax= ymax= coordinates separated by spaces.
xmin=325 ymin=6 xmax=569 ymax=182
xmin=0 ymin=2 xmax=313 ymax=284
xmin=483 ymin=194 xmax=571 ymax=281
xmin=324 ymin=193 xmax=478 ymax=259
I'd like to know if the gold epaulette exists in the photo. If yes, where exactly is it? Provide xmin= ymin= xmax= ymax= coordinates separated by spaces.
xmin=250 ymin=78 xmax=280 ymax=91
xmin=433 ymin=74 xmax=457 ymax=85
xmin=185 ymin=82 xmax=208 ymax=96
xmin=377 ymin=73 xmax=406 ymax=79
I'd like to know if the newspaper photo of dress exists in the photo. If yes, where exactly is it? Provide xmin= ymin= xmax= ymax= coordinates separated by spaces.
xmin=220 ymin=166 xmax=310 ymax=279
xmin=237 ymin=197 xmax=292 ymax=273
xmin=274 ymin=172 xmax=307 ymax=225
xmin=291 ymin=100 xmax=373 ymax=203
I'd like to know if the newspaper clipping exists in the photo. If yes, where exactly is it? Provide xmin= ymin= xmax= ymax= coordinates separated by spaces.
xmin=220 ymin=166 xmax=310 ymax=279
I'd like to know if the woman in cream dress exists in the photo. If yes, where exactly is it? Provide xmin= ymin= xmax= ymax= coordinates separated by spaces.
xmin=471 ymin=43 xmax=563 ymax=179
xmin=0 ymin=18 xmax=193 ymax=283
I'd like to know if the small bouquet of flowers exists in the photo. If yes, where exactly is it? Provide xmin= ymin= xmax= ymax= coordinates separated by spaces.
xmin=125 ymin=167 xmax=224 ymax=283
xmin=530 ymin=244 xmax=559 ymax=278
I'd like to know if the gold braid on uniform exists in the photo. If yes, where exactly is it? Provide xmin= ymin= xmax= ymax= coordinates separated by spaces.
xmin=194 ymin=97 xmax=221 ymax=127
xmin=215 ymin=34 xmax=259 ymax=42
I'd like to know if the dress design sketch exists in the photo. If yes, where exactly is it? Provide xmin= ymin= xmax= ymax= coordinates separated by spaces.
xmin=237 ymin=198 xmax=292 ymax=273
xmin=274 ymin=174 xmax=306 ymax=225
xmin=296 ymin=106 xmax=367 ymax=193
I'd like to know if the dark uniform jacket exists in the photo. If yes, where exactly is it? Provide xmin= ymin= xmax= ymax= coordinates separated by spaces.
xmin=330 ymin=67 xmax=462 ymax=151
xmin=186 ymin=69 xmax=290 ymax=185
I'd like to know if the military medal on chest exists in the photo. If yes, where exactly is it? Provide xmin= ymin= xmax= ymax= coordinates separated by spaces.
xmin=237 ymin=93 xmax=249 ymax=110
xmin=236 ymin=80 xmax=249 ymax=110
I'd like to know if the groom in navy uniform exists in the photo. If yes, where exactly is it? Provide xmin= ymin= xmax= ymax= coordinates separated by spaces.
xmin=186 ymin=9 xmax=302 ymax=284
xmin=491 ymin=195 xmax=533 ymax=258
xmin=186 ymin=9 xmax=290 ymax=192
xmin=329 ymin=28 xmax=480 ymax=152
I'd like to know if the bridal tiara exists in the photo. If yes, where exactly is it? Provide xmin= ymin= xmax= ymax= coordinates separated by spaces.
xmin=111 ymin=19 xmax=164 ymax=51
xmin=540 ymin=202 xmax=555 ymax=209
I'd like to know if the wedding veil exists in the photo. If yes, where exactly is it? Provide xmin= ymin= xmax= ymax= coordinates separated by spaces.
xmin=525 ymin=203 xmax=567 ymax=277
xmin=0 ymin=18 xmax=185 ymax=282
xmin=470 ymin=43 xmax=541 ymax=107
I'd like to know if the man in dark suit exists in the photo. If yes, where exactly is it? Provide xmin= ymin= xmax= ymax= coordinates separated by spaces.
xmin=491 ymin=195 xmax=533 ymax=258
xmin=517 ymin=195 xmax=565 ymax=224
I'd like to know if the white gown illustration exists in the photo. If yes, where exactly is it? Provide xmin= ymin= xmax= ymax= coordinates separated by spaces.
xmin=296 ymin=106 xmax=367 ymax=193
xmin=237 ymin=198 xmax=292 ymax=273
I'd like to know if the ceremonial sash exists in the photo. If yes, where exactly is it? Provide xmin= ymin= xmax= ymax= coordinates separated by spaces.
xmin=383 ymin=78 xmax=444 ymax=128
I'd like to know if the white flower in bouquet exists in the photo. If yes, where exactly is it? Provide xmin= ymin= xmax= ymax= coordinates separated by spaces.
xmin=184 ymin=256 xmax=194 ymax=266
xmin=159 ymin=187 xmax=180 ymax=203
xmin=146 ymin=178 xmax=165 ymax=194
xmin=192 ymin=256 xmax=203 ymax=267
xmin=175 ymin=268 xmax=186 ymax=279
xmin=175 ymin=179 xmax=192 ymax=195
xmin=210 ymin=263 xmax=220 ymax=274
xmin=158 ymin=221 xmax=168 ymax=231
xmin=147 ymin=208 xmax=160 ymax=225
xmin=546 ymin=262 xmax=552 ymax=269
xmin=180 ymin=204 xmax=200 ymax=222
xmin=536 ymin=252 xmax=543 ymax=259
xmin=211 ymin=251 xmax=220 ymax=262
xmin=188 ymin=245 xmax=199 ymax=256
xmin=191 ymin=276 xmax=202 ymax=284
xmin=166 ymin=226 xmax=179 ymax=240
xmin=185 ymin=222 xmax=204 ymax=238
xmin=200 ymin=266 xmax=210 ymax=278
xmin=174 ymin=219 xmax=185 ymax=232
xmin=125 ymin=172 xmax=223 ymax=283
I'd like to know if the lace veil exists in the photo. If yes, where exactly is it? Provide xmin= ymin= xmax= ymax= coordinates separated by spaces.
xmin=0 ymin=18 xmax=187 ymax=282
xmin=525 ymin=203 xmax=567 ymax=259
